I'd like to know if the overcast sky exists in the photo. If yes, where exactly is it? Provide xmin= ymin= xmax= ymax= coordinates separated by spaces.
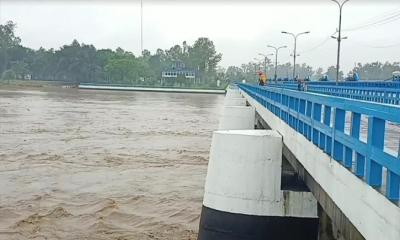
xmin=1 ymin=0 xmax=399 ymax=73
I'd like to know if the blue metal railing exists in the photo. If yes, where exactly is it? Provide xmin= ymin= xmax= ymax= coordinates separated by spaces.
xmin=267 ymin=82 xmax=400 ymax=105
xmin=274 ymin=80 xmax=400 ymax=88
xmin=239 ymin=83 xmax=400 ymax=201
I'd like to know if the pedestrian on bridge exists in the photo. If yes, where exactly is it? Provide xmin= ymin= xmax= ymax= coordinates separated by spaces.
xmin=258 ymin=71 xmax=267 ymax=86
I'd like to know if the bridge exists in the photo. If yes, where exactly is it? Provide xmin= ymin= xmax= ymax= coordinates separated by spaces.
xmin=268 ymin=81 xmax=400 ymax=105
xmin=240 ymin=82 xmax=400 ymax=239
xmin=198 ymin=81 xmax=400 ymax=240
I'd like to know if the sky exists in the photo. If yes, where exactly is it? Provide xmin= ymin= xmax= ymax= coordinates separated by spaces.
xmin=1 ymin=0 xmax=399 ymax=73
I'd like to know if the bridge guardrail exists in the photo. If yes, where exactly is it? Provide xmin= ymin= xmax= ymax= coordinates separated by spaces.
xmin=239 ymin=83 xmax=400 ymax=201
xmin=274 ymin=80 xmax=400 ymax=88
xmin=267 ymin=83 xmax=400 ymax=105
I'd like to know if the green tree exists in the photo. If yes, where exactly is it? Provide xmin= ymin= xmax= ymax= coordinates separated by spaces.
xmin=11 ymin=61 xmax=29 ymax=79
xmin=226 ymin=66 xmax=244 ymax=82
xmin=351 ymin=62 xmax=400 ymax=80
xmin=313 ymin=67 xmax=324 ymax=80
xmin=326 ymin=66 xmax=343 ymax=81
xmin=0 ymin=21 xmax=21 ymax=75
xmin=105 ymin=57 xmax=136 ymax=83
xmin=2 ymin=69 xmax=16 ymax=80
xmin=188 ymin=37 xmax=222 ymax=82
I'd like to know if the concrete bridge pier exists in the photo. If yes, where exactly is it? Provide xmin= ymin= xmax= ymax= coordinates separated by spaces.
xmin=218 ymin=106 xmax=255 ymax=130
xmin=225 ymin=88 xmax=242 ymax=99
xmin=197 ymin=130 xmax=319 ymax=240
xmin=218 ymin=89 xmax=255 ymax=130
xmin=224 ymin=97 xmax=247 ymax=106
xmin=224 ymin=89 xmax=247 ymax=106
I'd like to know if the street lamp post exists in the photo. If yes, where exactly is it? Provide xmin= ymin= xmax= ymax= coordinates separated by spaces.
xmin=281 ymin=31 xmax=310 ymax=80
xmin=331 ymin=0 xmax=349 ymax=85
xmin=267 ymin=45 xmax=287 ymax=82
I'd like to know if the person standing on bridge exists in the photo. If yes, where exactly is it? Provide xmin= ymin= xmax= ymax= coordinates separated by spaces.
xmin=258 ymin=71 xmax=267 ymax=86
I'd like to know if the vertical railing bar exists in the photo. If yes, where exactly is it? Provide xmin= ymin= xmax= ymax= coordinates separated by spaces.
xmin=366 ymin=117 xmax=385 ymax=188
xmin=333 ymin=108 xmax=345 ymax=162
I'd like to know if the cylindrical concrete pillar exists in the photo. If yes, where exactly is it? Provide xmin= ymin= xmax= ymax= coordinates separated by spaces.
xmin=204 ymin=130 xmax=283 ymax=214
xmin=218 ymin=106 xmax=255 ymax=130
xmin=198 ymin=130 xmax=319 ymax=240
xmin=226 ymin=88 xmax=242 ymax=99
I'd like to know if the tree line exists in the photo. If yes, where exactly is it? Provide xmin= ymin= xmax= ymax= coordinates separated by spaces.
xmin=224 ymin=59 xmax=399 ymax=83
xmin=1 ymin=20 xmax=399 ymax=86
xmin=0 ymin=21 xmax=223 ymax=87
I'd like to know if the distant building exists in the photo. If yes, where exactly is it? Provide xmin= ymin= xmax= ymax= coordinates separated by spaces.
xmin=161 ymin=61 xmax=196 ymax=85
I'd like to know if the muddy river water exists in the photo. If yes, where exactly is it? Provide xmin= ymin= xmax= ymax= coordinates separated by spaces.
xmin=1 ymin=87 xmax=399 ymax=240
xmin=0 ymin=88 xmax=224 ymax=240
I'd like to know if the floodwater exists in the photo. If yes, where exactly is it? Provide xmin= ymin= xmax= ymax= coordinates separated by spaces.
xmin=0 ymin=87 xmax=224 ymax=240
xmin=1 ymin=87 xmax=399 ymax=240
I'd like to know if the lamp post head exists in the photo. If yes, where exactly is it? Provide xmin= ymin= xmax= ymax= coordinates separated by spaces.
xmin=298 ymin=31 xmax=311 ymax=36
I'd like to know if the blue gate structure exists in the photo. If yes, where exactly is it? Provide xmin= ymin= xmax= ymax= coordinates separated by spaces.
xmin=267 ymin=82 xmax=400 ymax=105
xmin=238 ymin=83 xmax=400 ymax=201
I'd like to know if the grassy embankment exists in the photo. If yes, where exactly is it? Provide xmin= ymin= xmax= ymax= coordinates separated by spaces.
xmin=0 ymin=79 xmax=75 ymax=89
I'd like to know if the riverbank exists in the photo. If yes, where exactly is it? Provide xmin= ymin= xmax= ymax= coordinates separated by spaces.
xmin=1 ymin=80 xmax=227 ymax=94
xmin=0 ymin=79 xmax=75 ymax=89
xmin=79 ymin=84 xmax=226 ymax=94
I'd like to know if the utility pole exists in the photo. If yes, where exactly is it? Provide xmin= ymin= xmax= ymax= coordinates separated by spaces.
xmin=267 ymin=45 xmax=287 ymax=82
xmin=140 ymin=0 xmax=143 ymax=55
xmin=331 ymin=0 xmax=349 ymax=85
xmin=281 ymin=31 xmax=310 ymax=80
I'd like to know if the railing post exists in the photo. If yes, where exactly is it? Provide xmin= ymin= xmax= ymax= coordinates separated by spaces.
xmin=333 ymin=108 xmax=345 ymax=162
xmin=387 ymin=170 xmax=400 ymax=201
xmin=294 ymin=98 xmax=299 ymax=131
xmin=306 ymin=101 xmax=312 ymax=141
xmin=299 ymin=99 xmax=306 ymax=136
xmin=323 ymin=106 xmax=332 ymax=155
xmin=365 ymin=117 xmax=385 ymax=187
xmin=386 ymin=138 xmax=400 ymax=201
xmin=312 ymin=103 xmax=322 ymax=145
xmin=289 ymin=97 xmax=295 ymax=129
xmin=345 ymin=112 xmax=360 ymax=169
